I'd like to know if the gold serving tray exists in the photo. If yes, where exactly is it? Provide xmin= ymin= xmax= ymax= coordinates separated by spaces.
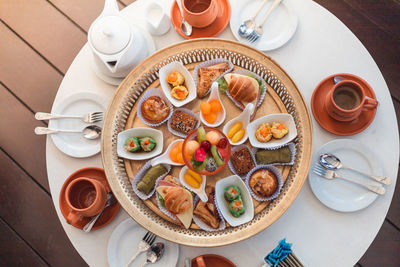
xmin=102 ymin=39 xmax=312 ymax=247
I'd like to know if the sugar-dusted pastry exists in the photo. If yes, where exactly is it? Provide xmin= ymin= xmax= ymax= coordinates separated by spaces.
xmin=224 ymin=73 xmax=259 ymax=104
xmin=271 ymin=122 xmax=288 ymax=139
xmin=197 ymin=62 xmax=229 ymax=98
xmin=255 ymin=123 xmax=272 ymax=143
xmin=249 ymin=169 xmax=278 ymax=197
xmin=166 ymin=70 xmax=185 ymax=87
xmin=231 ymin=147 xmax=255 ymax=176
xmin=141 ymin=96 xmax=170 ymax=123
xmin=170 ymin=110 xmax=198 ymax=135
xmin=194 ymin=186 xmax=220 ymax=229
xmin=170 ymin=85 xmax=189 ymax=100
xmin=137 ymin=164 xmax=167 ymax=195
xmin=228 ymin=197 xmax=245 ymax=217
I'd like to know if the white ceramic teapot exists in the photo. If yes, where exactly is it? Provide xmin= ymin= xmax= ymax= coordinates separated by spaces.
xmin=88 ymin=0 xmax=150 ymax=78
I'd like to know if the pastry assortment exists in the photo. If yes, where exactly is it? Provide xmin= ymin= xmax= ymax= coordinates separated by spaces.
xmin=126 ymin=59 xmax=295 ymax=230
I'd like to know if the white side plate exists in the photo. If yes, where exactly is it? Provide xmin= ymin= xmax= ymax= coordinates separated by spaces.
xmin=117 ymin=128 xmax=163 ymax=160
xmin=107 ymin=218 xmax=179 ymax=267
xmin=308 ymin=139 xmax=382 ymax=212
xmin=49 ymin=92 xmax=108 ymax=158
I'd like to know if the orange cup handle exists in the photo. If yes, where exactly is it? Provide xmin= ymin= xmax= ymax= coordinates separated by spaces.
xmin=196 ymin=256 xmax=207 ymax=267
xmin=66 ymin=210 xmax=81 ymax=225
xmin=363 ymin=98 xmax=378 ymax=110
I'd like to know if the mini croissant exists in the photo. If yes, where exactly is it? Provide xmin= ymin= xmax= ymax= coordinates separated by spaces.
xmin=163 ymin=187 xmax=191 ymax=214
xmin=225 ymin=73 xmax=259 ymax=103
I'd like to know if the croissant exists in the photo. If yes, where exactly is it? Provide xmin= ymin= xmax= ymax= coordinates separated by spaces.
xmin=225 ymin=74 xmax=259 ymax=103
xmin=163 ymin=187 xmax=191 ymax=214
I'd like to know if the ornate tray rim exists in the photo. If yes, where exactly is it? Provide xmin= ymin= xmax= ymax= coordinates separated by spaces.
xmin=101 ymin=38 xmax=312 ymax=247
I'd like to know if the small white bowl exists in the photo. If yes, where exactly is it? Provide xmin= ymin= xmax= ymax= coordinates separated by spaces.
xmin=215 ymin=175 xmax=254 ymax=227
xmin=117 ymin=128 xmax=163 ymax=160
xmin=247 ymin=113 xmax=297 ymax=149
xmin=223 ymin=103 xmax=254 ymax=146
xmin=159 ymin=61 xmax=196 ymax=107
xmin=179 ymin=166 xmax=208 ymax=202
xmin=151 ymin=139 xmax=185 ymax=166
xmin=199 ymin=82 xmax=226 ymax=127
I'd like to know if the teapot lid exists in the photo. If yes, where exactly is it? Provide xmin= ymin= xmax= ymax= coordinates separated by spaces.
xmin=89 ymin=16 xmax=131 ymax=55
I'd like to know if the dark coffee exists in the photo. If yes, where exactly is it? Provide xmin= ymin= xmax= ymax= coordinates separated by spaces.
xmin=333 ymin=86 xmax=361 ymax=110
xmin=184 ymin=0 xmax=211 ymax=13
xmin=69 ymin=181 xmax=96 ymax=209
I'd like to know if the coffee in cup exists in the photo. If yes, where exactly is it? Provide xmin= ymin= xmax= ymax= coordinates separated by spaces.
xmin=325 ymin=80 xmax=378 ymax=122
xmin=65 ymin=177 xmax=107 ymax=225
xmin=181 ymin=0 xmax=218 ymax=28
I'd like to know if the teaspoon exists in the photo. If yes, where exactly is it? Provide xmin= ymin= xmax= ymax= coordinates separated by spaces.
xmin=83 ymin=192 xmax=116 ymax=232
xmin=319 ymin=153 xmax=392 ymax=185
xmin=140 ymin=242 xmax=165 ymax=267
xmin=34 ymin=125 xmax=102 ymax=140
xmin=238 ymin=0 xmax=269 ymax=38
xmin=175 ymin=0 xmax=192 ymax=36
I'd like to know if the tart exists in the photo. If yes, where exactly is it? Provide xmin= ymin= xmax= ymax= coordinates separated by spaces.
xmin=255 ymin=123 xmax=272 ymax=143
xmin=141 ymin=96 xmax=170 ymax=123
xmin=271 ymin=122 xmax=288 ymax=139
xmin=249 ymin=169 xmax=278 ymax=197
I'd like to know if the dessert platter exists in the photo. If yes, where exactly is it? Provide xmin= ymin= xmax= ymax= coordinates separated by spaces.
xmin=101 ymin=39 xmax=312 ymax=247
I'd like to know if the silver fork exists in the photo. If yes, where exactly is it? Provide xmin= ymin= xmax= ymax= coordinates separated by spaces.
xmin=35 ymin=112 xmax=103 ymax=123
xmin=313 ymin=164 xmax=385 ymax=195
xmin=125 ymin=231 xmax=156 ymax=267
xmin=247 ymin=0 xmax=283 ymax=43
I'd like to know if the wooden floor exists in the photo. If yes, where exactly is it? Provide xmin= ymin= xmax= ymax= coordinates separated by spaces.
xmin=0 ymin=0 xmax=399 ymax=266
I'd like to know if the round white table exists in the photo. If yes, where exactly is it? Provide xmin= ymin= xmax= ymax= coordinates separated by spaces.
xmin=46 ymin=0 xmax=399 ymax=266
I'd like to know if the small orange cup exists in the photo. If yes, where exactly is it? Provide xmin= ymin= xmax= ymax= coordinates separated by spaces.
xmin=65 ymin=177 xmax=107 ymax=225
xmin=181 ymin=0 xmax=218 ymax=28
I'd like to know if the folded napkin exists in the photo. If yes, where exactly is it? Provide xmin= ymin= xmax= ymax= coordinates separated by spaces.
xmin=265 ymin=238 xmax=299 ymax=267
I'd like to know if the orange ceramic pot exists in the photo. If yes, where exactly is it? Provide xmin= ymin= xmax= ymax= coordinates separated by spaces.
xmin=65 ymin=177 xmax=107 ymax=225
xmin=182 ymin=0 xmax=218 ymax=28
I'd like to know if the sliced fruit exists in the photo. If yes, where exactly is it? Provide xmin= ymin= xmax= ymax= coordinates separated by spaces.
xmin=200 ymin=102 xmax=211 ymax=115
xmin=228 ymin=122 xmax=242 ymax=138
xmin=184 ymin=174 xmax=200 ymax=188
xmin=187 ymin=169 xmax=202 ymax=183
xmin=184 ymin=140 xmax=200 ymax=158
xmin=211 ymin=145 xmax=224 ymax=166
xmin=206 ymin=131 xmax=220 ymax=145
xmin=217 ymin=147 xmax=228 ymax=160
xmin=197 ymin=126 xmax=207 ymax=143
xmin=194 ymin=155 xmax=209 ymax=172
xmin=231 ymin=129 xmax=245 ymax=143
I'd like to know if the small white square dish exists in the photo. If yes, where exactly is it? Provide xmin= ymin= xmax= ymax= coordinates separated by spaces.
xmin=215 ymin=175 xmax=254 ymax=227
xmin=158 ymin=61 xmax=196 ymax=107
xmin=247 ymin=113 xmax=297 ymax=149
xmin=117 ymin=127 xmax=163 ymax=160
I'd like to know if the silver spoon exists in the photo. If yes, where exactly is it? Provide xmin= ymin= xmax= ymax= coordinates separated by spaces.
xmin=140 ymin=242 xmax=164 ymax=267
xmin=238 ymin=0 xmax=269 ymax=38
xmin=83 ymin=192 xmax=117 ymax=232
xmin=319 ymin=153 xmax=392 ymax=185
xmin=175 ymin=0 xmax=192 ymax=36
xmin=34 ymin=125 xmax=102 ymax=140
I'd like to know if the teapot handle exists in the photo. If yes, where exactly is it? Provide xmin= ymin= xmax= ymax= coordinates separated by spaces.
xmin=101 ymin=0 xmax=120 ymax=16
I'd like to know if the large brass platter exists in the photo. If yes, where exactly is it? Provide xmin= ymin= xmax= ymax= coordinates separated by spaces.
xmin=102 ymin=39 xmax=312 ymax=247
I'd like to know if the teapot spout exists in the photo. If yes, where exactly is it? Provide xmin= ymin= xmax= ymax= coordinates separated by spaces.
xmin=101 ymin=0 xmax=120 ymax=16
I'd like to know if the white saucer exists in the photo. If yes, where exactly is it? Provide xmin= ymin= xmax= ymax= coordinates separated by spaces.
xmin=308 ymin=139 xmax=383 ymax=212
xmin=90 ymin=24 xmax=156 ymax=86
xmin=230 ymin=0 xmax=298 ymax=51
xmin=49 ymin=92 xmax=107 ymax=158
xmin=107 ymin=218 xmax=179 ymax=267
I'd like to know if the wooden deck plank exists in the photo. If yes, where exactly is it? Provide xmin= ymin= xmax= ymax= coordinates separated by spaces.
xmin=0 ymin=0 xmax=87 ymax=74
xmin=0 ymin=218 xmax=48 ymax=267
xmin=0 ymin=22 xmax=62 ymax=113
xmin=314 ymin=0 xmax=400 ymax=101
xmin=0 ymin=150 xmax=86 ymax=267
xmin=49 ymin=0 xmax=126 ymax=32
xmin=0 ymin=84 xmax=49 ymax=191
xmin=358 ymin=220 xmax=400 ymax=267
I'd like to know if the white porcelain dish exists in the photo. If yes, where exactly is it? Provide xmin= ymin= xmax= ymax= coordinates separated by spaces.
xmin=215 ymin=175 xmax=254 ymax=227
xmin=230 ymin=0 xmax=298 ymax=51
xmin=309 ymin=139 xmax=382 ymax=212
xmin=117 ymin=127 xmax=163 ymax=160
xmin=223 ymin=103 xmax=254 ymax=146
xmin=151 ymin=139 xmax=185 ymax=166
xmin=49 ymin=91 xmax=107 ymax=158
xmin=179 ymin=166 xmax=208 ymax=202
xmin=107 ymin=218 xmax=179 ymax=267
xmin=158 ymin=61 xmax=196 ymax=107
xmin=247 ymin=113 xmax=297 ymax=149
xmin=199 ymin=82 xmax=226 ymax=127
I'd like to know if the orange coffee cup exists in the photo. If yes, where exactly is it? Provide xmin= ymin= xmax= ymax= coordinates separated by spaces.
xmin=65 ymin=177 xmax=107 ymax=225
xmin=325 ymin=79 xmax=378 ymax=122
xmin=181 ymin=0 xmax=218 ymax=28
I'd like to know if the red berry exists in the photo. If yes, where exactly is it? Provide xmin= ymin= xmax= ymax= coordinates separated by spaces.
xmin=200 ymin=140 xmax=211 ymax=152
xmin=217 ymin=138 xmax=228 ymax=148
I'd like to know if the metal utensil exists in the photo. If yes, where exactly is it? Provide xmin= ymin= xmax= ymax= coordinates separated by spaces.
xmin=184 ymin=257 xmax=192 ymax=267
xmin=140 ymin=242 xmax=164 ymax=267
xmin=126 ymin=231 xmax=156 ymax=267
xmin=34 ymin=125 xmax=102 ymax=140
xmin=333 ymin=76 xmax=346 ymax=84
xmin=247 ymin=0 xmax=283 ymax=43
xmin=83 ymin=192 xmax=116 ymax=233
xmin=313 ymin=164 xmax=385 ymax=195
xmin=238 ymin=0 xmax=269 ymax=38
xmin=35 ymin=111 xmax=103 ymax=123
xmin=320 ymin=153 xmax=392 ymax=185
xmin=175 ymin=0 xmax=192 ymax=36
